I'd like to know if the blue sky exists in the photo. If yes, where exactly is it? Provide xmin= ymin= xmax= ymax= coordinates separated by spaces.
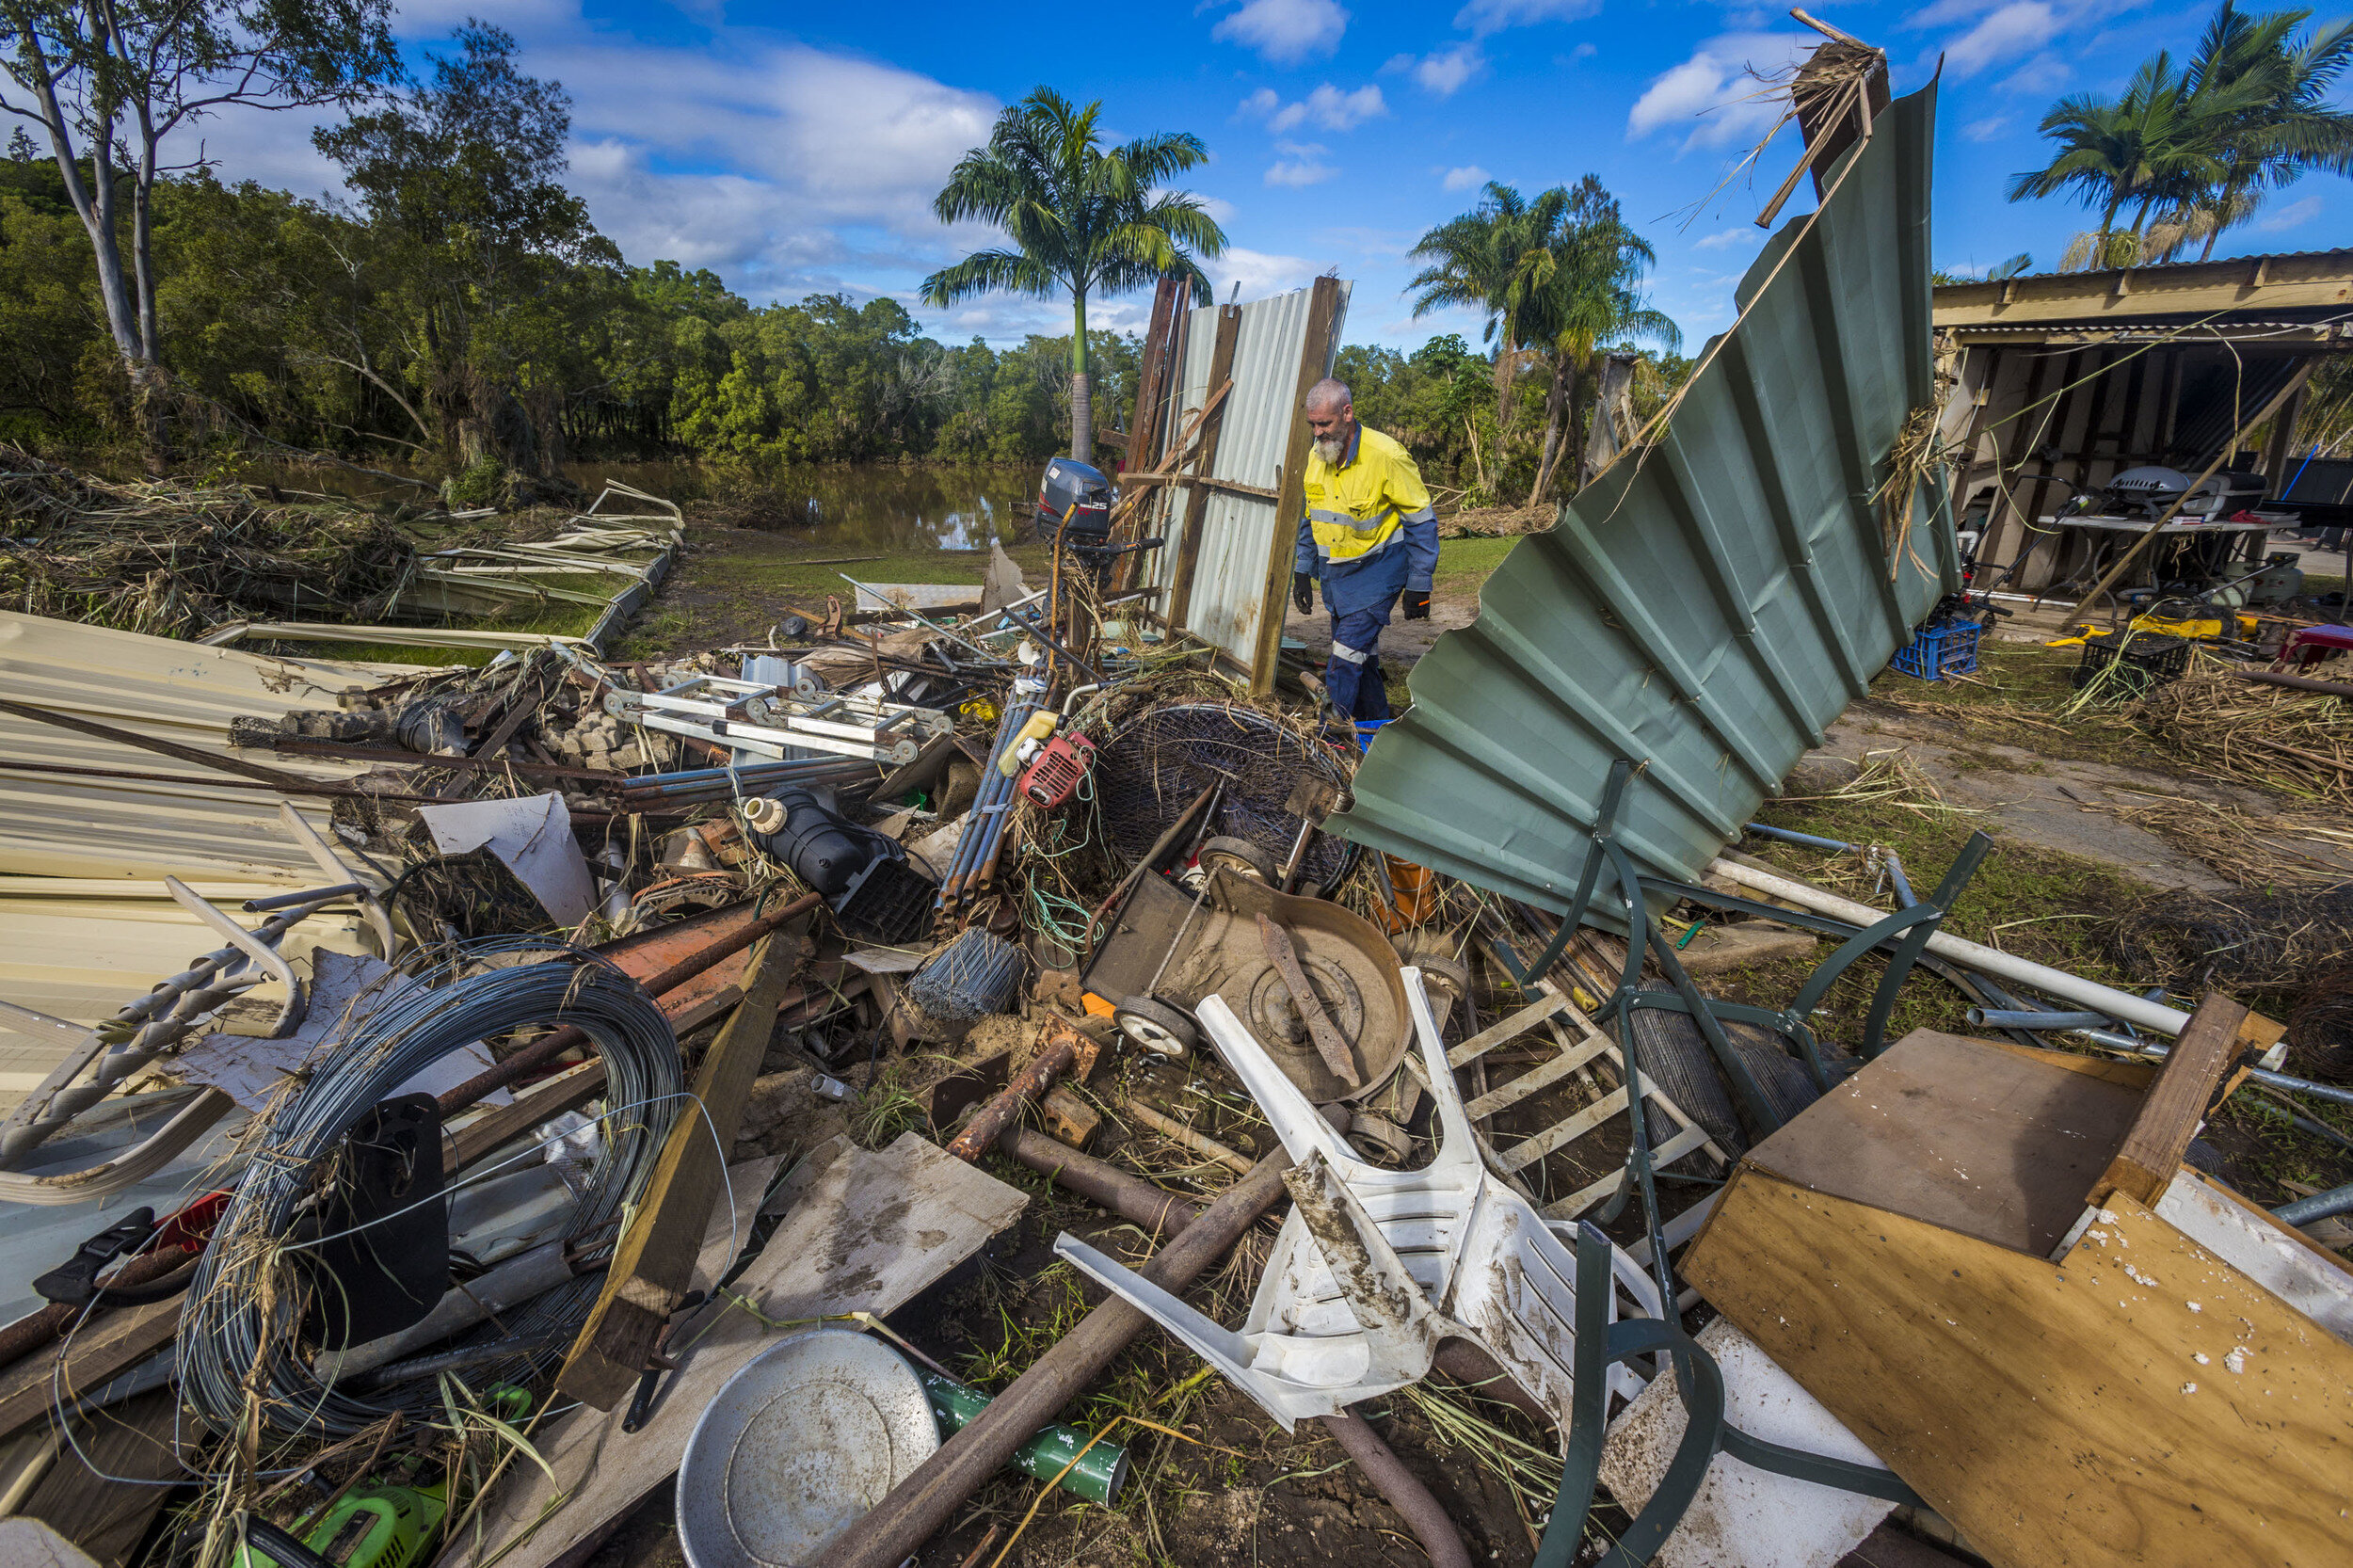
xmin=206 ymin=0 xmax=2348 ymax=351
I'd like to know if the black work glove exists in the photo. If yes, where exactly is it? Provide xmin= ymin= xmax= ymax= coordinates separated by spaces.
xmin=1402 ymin=589 xmax=1431 ymax=621
xmin=1293 ymin=572 xmax=1315 ymax=615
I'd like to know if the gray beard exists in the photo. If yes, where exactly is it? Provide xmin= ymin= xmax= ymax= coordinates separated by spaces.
xmin=1314 ymin=434 xmax=1347 ymax=465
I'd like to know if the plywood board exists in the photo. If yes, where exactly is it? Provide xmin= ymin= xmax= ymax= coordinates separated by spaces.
xmin=440 ymin=1134 xmax=1027 ymax=1568
xmin=1685 ymin=1169 xmax=2353 ymax=1568
xmin=1741 ymin=1030 xmax=2145 ymax=1256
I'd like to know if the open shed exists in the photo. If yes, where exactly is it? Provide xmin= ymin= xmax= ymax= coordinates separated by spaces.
xmin=1932 ymin=248 xmax=2353 ymax=593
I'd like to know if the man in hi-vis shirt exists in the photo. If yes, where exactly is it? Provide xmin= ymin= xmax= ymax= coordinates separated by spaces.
xmin=1291 ymin=377 xmax=1438 ymax=723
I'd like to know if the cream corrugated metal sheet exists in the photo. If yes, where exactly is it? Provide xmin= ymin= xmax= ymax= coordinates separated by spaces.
xmin=1331 ymin=84 xmax=1957 ymax=912
xmin=0 ymin=610 xmax=412 ymax=883
xmin=0 ymin=613 xmax=395 ymax=1088
xmin=0 ymin=877 xmax=365 ymax=1086
xmin=1148 ymin=282 xmax=1350 ymax=675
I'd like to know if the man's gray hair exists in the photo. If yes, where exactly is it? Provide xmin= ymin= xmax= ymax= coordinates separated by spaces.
xmin=1305 ymin=377 xmax=1352 ymax=413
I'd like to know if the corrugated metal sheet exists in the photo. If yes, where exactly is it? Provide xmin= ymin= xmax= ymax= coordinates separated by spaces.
xmin=1331 ymin=83 xmax=1958 ymax=913
xmin=1146 ymin=281 xmax=1350 ymax=676
xmin=0 ymin=611 xmax=408 ymax=883
xmin=0 ymin=612 xmax=392 ymax=1089
xmin=0 ymin=877 xmax=365 ymax=1087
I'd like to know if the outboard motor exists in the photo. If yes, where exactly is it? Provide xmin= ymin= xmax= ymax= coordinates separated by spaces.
xmin=1036 ymin=457 xmax=1115 ymax=544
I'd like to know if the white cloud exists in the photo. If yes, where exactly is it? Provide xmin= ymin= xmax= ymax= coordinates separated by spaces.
xmin=1265 ymin=146 xmax=1338 ymax=186
xmin=2258 ymin=195 xmax=2324 ymax=232
xmin=1454 ymin=0 xmax=1598 ymax=36
xmin=1693 ymin=226 xmax=1760 ymax=249
xmin=2001 ymin=53 xmax=2071 ymax=95
xmin=1625 ymin=33 xmax=1810 ymax=151
xmin=1208 ymin=246 xmax=1325 ymax=300
xmin=1243 ymin=82 xmax=1388 ymax=133
xmin=1414 ymin=44 xmax=1486 ymax=96
xmin=1963 ymin=114 xmax=2012 ymax=142
xmin=1573 ymin=40 xmax=1597 ymax=58
xmin=1441 ymin=164 xmax=1492 ymax=191
xmin=1212 ymin=0 xmax=1349 ymax=64
xmin=1945 ymin=2 xmax=2058 ymax=78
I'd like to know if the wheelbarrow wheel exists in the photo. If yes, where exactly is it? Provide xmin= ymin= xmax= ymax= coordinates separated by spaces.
xmin=1114 ymin=996 xmax=1199 ymax=1060
xmin=1187 ymin=835 xmax=1278 ymax=889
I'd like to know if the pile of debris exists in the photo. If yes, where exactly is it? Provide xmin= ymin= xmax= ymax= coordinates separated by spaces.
xmin=3 ymin=34 xmax=2350 ymax=1568
xmin=0 ymin=445 xmax=418 ymax=637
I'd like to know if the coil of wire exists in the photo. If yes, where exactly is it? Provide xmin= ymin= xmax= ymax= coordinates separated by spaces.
xmin=178 ymin=940 xmax=682 ymax=1441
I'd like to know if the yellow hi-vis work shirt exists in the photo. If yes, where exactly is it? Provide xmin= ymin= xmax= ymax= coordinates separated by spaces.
xmin=1295 ymin=424 xmax=1439 ymax=608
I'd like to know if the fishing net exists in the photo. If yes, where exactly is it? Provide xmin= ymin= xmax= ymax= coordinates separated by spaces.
xmin=2103 ymin=885 xmax=2353 ymax=999
xmin=1092 ymin=700 xmax=1358 ymax=889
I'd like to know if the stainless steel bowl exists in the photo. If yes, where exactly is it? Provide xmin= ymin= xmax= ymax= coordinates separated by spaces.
xmin=676 ymin=1327 xmax=940 ymax=1568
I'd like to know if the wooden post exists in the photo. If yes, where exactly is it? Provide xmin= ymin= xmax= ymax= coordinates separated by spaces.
xmin=1251 ymin=276 xmax=1346 ymax=694
xmin=554 ymin=918 xmax=812 ymax=1408
xmin=1110 ymin=279 xmax=1186 ymax=596
xmin=1165 ymin=303 xmax=1243 ymax=632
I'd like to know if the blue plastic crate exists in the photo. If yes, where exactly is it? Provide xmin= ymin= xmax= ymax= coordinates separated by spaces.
xmin=1890 ymin=619 xmax=1982 ymax=682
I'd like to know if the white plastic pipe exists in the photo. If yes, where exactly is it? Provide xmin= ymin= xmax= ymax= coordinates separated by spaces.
xmin=1705 ymin=856 xmax=2193 ymax=1037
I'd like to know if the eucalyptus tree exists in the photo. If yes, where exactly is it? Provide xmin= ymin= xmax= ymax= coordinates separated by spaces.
xmin=923 ymin=88 xmax=1225 ymax=465
xmin=0 ymin=0 xmax=397 ymax=432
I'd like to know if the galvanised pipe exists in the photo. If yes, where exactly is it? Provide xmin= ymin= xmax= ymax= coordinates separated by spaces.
xmin=1967 ymin=1008 xmax=2116 ymax=1032
xmin=2274 ymin=1181 xmax=2353 ymax=1225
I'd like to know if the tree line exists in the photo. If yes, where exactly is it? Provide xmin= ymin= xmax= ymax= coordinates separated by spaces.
xmin=0 ymin=20 xmax=1145 ymax=478
xmin=3 ymin=8 xmax=1680 ymax=506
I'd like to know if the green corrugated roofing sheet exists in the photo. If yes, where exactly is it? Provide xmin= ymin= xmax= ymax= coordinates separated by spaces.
xmin=1330 ymin=82 xmax=1958 ymax=913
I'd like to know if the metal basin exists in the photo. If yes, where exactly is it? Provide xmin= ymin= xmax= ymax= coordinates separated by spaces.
xmin=677 ymin=1327 xmax=939 ymax=1568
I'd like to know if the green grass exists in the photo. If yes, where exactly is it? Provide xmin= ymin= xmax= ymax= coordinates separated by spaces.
xmin=1714 ymin=786 xmax=2149 ymax=1047
xmin=1433 ymin=534 xmax=1519 ymax=596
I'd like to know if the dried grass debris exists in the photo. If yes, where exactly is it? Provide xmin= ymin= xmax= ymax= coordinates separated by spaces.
xmin=0 ymin=442 xmax=418 ymax=638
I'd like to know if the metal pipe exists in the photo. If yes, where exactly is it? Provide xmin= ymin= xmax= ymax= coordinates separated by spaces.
xmin=1708 ymin=856 xmax=2194 ymax=1036
xmin=809 ymin=1150 xmax=1296 ymax=1568
xmin=1966 ymin=1008 xmax=2115 ymax=1032
xmin=2275 ymin=1181 xmax=2353 ymax=1225
xmin=1742 ymin=823 xmax=1853 ymax=854
xmin=432 ymin=890 xmax=820 ymax=1113
xmin=2069 ymin=1028 xmax=2353 ymax=1108
xmin=1001 ymin=1127 xmax=1202 ymax=1235
xmin=1320 ymin=1412 xmax=1472 ymax=1568
xmin=2230 ymin=667 xmax=2353 ymax=699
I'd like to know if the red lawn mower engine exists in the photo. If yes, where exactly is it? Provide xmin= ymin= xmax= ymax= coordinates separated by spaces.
xmin=1020 ymin=731 xmax=1097 ymax=808
xmin=1036 ymin=457 xmax=1115 ymax=545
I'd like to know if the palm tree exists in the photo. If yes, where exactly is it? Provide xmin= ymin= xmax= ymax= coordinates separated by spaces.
xmin=923 ymin=88 xmax=1225 ymax=465
xmin=2007 ymin=53 xmax=2243 ymax=262
xmin=2185 ymin=2 xmax=2353 ymax=259
xmin=1509 ymin=177 xmax=1681 ymax=504
xmin=1406 ymin=183 xmax=1539 ymax=430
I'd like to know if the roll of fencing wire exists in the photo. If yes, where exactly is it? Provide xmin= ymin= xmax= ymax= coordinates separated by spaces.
xmin=906 ymin=928 xmax=1026 ymax=1024
xmin=178 ymin=940 xmax=682 ymax=1443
